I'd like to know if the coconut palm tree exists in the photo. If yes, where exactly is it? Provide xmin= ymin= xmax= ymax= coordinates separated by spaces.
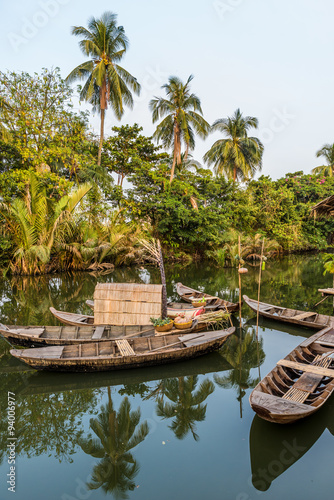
xmin=149 ymin=75 xmax=210 ymax=183
xmin=311 ymin=144 xmax=334 ymax=177
xmin=155 ymin=375 xmax=214 ymax=441
xmin=204 ymin=108 xmax=263 ymax=182
xmin=66 ymin=12 xmax=141 ymax=166
xmin=0 ymin=172 xmax=91 ymax=275
xmin=78 ymin=391 xmax=149 ymax=499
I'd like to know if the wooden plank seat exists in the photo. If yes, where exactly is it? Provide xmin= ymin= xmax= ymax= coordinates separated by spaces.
xmin=115 ymin=339 xmax=136 ymax=356
xmin=91 ymin=326 xmax=105 ymax=340
xmin=15 ymin=328 xmax=44 ymax=337
xmin=277 ymin=359 xmax=334 ymax=378
xmin=293 ymin=312 xmax=317 ymax=321
xmin=282 ymin=354 xmax=333 ymax=403
xmin=315 ymin=339 xmax=334 ymax=348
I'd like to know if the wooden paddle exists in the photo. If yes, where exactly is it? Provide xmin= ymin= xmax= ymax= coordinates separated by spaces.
xmin=150 ymin=333 xmax=207 ymax=352
xmin=113 ymin=326 xmax=154 ymax=341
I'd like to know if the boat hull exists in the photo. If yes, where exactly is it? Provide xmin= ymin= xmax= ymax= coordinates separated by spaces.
xmin=176 ymin=282 xmax=239 ymax=312
xmin=249 ymin=327 xmax=334 ymax=424
xmin=10 ymin=328 xmax=235 ymax=372
xmin=243 ymin=295 xmax=334 ymax=330
xmin=0 ymin=324 xmax=155 ymax=347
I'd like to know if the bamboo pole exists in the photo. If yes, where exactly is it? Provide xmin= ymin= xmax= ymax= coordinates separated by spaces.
xmin=314 ymin=295 xmax=329 ymax=308
xmin=256 ymin=239 xmax=265 ymax=340
xmin=238 ymin=234 xmax=243 ymax=418
xmin=157 ymin=240 xmax=168 ymax=319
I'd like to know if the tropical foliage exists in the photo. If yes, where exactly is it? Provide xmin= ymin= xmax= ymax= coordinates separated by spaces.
xmin=0 ymin=172 xmax=91 ymax=274
xmin=1 ymin=16 xmax=334 ymax=275
xmin=0 ymin=68 xmax=93 ymax=175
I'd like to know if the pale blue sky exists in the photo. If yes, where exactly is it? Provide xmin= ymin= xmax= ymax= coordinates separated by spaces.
xmin=1 ymin=0 xmax=334 ymax=179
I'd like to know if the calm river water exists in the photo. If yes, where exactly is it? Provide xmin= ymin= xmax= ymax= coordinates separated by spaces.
xmin=0 ymin=254 xmax=334 ymax=500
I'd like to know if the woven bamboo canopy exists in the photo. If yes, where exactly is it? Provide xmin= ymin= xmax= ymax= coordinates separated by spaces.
xmin=311 ymin=195 xmax=334 ymax=218
xmin=94 ymin=283 xmax=163 ymax=326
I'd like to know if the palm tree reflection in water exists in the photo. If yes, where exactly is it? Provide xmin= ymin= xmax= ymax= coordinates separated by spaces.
xmin=214 ymin=328 xmax=265 ymax=417
xmin=147 ymin=375 xmax=214 ymax=441
xmin=79 ymin=387 xmax=149 ymax=499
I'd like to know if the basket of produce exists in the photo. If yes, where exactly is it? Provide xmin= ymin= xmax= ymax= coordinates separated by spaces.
xmin=150 ymin=317 xmax=174 ymax=333
xmin=174 ymin=313 xmax=193 ymax=330
xmin=191 ymin=297 xmax=207 ymax=308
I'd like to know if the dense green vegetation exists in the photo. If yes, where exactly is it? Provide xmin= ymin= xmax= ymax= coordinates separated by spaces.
xmin=1 ymin=10 xmax=334 ymax=275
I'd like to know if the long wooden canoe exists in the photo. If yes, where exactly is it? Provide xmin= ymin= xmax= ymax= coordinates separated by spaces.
xmin=84 ymin=300 xmax=217 ymax=319
xmin=0 ymin=317 xmax=206 ymax=347
xmin=249 ymin=327 xmax=334 ymax=424
xmin=10 ymin=327 xmax=235 ymax=372
xmin=176 ymin=282 xmax=239 ymax=312
xmin=243 ymin=295 xmax=334 ymax=330
xmin=0 ymin=323 xmax=155 ymax=347
xmin=86 ymin=300 xmax=94 ymax=310
xmin=50 ymin=307 xmax=94 ymax=326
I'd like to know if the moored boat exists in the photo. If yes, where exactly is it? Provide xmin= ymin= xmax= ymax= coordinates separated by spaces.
xmin=0 ymin=323 xmax=155 ymax=347
xmin=50 ymin=307 xmax=94 ymax=326
xmin=86 ymin=299 xmax=94 ymax=310
xmin=243 ymin=295 xmax=334 ymax=330
xmin=10 ymin=327 xmax=235 ymax=372
xmin=176 ymin=282 xmax=240 ymax=312
xmin=249 ymin=327 xmax=334 ymax=424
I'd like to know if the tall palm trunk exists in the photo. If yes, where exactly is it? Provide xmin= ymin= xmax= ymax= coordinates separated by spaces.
xmin=98 ymin=109 xmax=105 ymax=166
xmin=98 ymin=79 xmax=107 ymax=167
xmin=170 ymin=123 xmax=181 ymax=183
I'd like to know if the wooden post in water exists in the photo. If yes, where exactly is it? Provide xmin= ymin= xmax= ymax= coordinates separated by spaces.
xmin=256 ymin=239 xmax=265 ymax=340
xmin=238 ymin=234 xmax=243 ymax=419
xmin=157 ymin=239 xmax=168 ymax=319
xmin=238 ymin=235 xmax=242 ymax=319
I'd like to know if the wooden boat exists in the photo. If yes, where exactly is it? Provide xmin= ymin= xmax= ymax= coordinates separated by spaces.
xmin=84 ymin=300 xmax=217 ymax=319
xmin=86 ymin=299 xmax=94 ymax=310
xmin=0 ymin=323 xmax=155 ymax=348
xmin=17 ymin=350 xmax=232 ymax=397
xmin=0 ymin=315 xmax=206 ymax=347
xmin=50 ymin=307 xmax=94 ymax=326
xmin=243 ymin=295 xmax=334 ymax=330
xmin=10 ymin=327 xmax=235 ymax=372
xmin=176 ymin=282 xmax=239 ymax=312
xmin=249 ymin=327 xmax=334 ymax=424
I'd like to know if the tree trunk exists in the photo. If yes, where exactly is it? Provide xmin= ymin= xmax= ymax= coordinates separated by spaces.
xmin=98 ymin=108 xmax=105 ymax=167
xmin=233 ymin=167 xmax=236 ymax=182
